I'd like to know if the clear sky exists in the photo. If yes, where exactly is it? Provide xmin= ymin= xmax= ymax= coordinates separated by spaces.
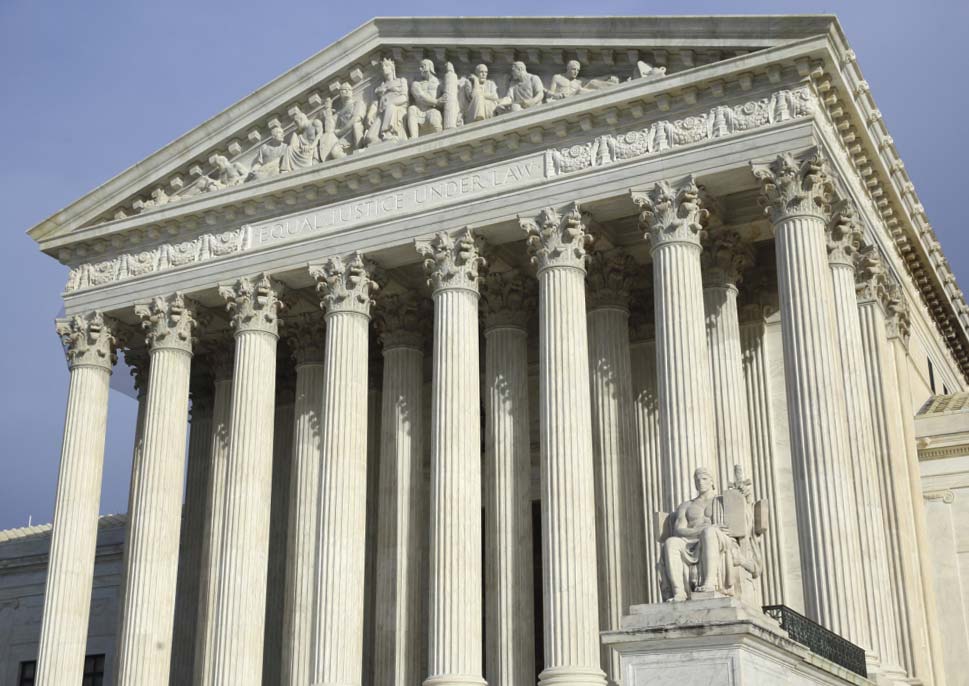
xmin=1 ymin=0 xmax=966 ymax=531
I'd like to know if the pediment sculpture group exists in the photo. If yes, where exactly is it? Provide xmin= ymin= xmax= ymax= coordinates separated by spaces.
xmin=657 ymin=465 xmax=768 ymax=606
xmin=139 ymin=56 xmax=665 ymax=210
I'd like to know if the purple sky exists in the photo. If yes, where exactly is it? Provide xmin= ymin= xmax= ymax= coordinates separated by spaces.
xmin=1 ymin=0 xmax=967 ymax=531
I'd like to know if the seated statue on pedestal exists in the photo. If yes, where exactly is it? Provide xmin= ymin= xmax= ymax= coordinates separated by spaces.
xmin=658 ymin=466 xmax=766 ymax=605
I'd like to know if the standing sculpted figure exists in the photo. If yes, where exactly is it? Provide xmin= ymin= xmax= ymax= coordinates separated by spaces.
xmin=365 ymin=58 xmax=409 ymax=145
xmin=459 ymin=63 xmax=500 ymax=123
xmin=497 ymin=61 xmax=545 ymax=113
xmin=333 ymin=82 xmax=367 ymax=150
xmin=407 ymin=59 xmax=444 ymax=138
xmin=658 ymin=466 xmax=765 ymax=604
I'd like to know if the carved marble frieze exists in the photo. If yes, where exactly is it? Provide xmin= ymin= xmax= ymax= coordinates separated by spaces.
xmin=64 ymin=86 xmax=814 ymax=294
xmin=545 ymin=87 xmax=812 ymax=177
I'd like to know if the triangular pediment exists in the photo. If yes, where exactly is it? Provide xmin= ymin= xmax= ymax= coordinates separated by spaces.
xmin=28 ymin=14 xmax=838 ymax=249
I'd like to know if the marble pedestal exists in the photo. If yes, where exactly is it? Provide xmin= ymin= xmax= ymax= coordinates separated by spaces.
xmin=601 ymin=597 xmax=871 ymax=686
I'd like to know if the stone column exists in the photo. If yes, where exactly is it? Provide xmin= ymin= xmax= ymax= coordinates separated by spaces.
xmin=750 ymin=150 xmax=861 ymax=637
xmin=263 ymin=363 xmax=295 ymax=684
xmin=116 ymin=293 xmax=198 ymax=686
xmin=701 ymin=227 xmax=755 ymax=485
xmin=35 ymin=313 xmax=117 ymax=686
xmin=281 ymin=313 xmax=325 ymax=686
xmin=309 ymin=254 xmax=378 ymax=686
xmin=737 ymin=300 xmax=789 ymax=606
xmin=480 ymin=271 xmax=536 ymax=685
xmin=632 ymin=177 xmax=715 ymax=508
xmin=169 ymin=369 xmax=215 ymax=685
xmin=855 ymin=258 xmax=933 ymax=681
xmin=208 ymin=275 xmax=284 ymax=686
xmin=585 ymin=251 xmax=646 ymax=683
xmin=415 ymin=230 xmax=486 ymax=686
xmin=628 ymin=302 xmax=663 ymax=604
xmin=521 ymin=204 xmax=606 ymax=686
xmin=373 ymin=292 xmax=427 ymax=686
xmin=826 ymin=208 xmax=899 ymax=673
xmin=193 ymin=348 xmax=233 ymax=685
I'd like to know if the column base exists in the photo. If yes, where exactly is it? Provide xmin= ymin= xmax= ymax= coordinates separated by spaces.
xmin=538 ymin=665 xmax=608 ymax=686
xmin=423 ymin=675 xmax=487 ymax=686
xmin=602 ymin=597 xmax=872 ymax=685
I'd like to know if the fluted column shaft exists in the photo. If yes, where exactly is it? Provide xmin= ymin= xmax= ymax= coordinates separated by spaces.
xmin=481 ymin=272 xmax=536 ymax=686
xmin=417 ymin=230 xmax=485 ymax=686
xmin=117 ymin=294 xmax=198 ymax=686
xmin=169 ymin=384 xmax=214 ymax=685
xmin=522 ymin=205 xmax=606 ymax=686
xmin=858 ymin=296 xmax=932 ymax=680
xmin=633 ymin=179 xmax=715 ymax=509
xmin=827 ymin=221 xmax=897 ymax=670
xmin=701 ymin=228 xmax=754 ymax=486
xmin=282 ymin=317 xmax=325 ymax=686
xmin=36 ymin=313 xmax=116 ymax=686
xmin=629 ymin=331 xmax=662 ymax=604
xmin=310 ymin=255 xmax=377 ymax=686
xmin=585 ymin=252 xmax=645 ymax=684
xmin=208 ymin=275 xmax=284 ymax=686
xmin=193 ymin=356 xmax=233 ymax=686
xmin=752 ymin=151 xmax=859 ymax=638
xmin=374 ymin=293 xmax=427 ymax=686
xmin=738 ymin=310 xmax=788 ymax=606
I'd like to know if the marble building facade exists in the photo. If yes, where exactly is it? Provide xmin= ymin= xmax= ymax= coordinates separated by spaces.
xmin=7 ymin=14 xmax=969 ymax=686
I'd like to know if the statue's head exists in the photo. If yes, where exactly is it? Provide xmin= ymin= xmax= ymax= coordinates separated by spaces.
xmin=270 ymin=125 xmax=285 ymax=143
xmin=212 ymin=154 xmax=229 ymax=171
xmin=475 ymin=63 xmax=489 ymax=80
xmin=381 ymin=58 xmax=396 ymax=80
xmin=511 ymin=61 xmax=527 ymax=81
xmin=694 ymin=467 xmax=715 ymax=495
xmin=339 ymin=82 xmax=353 ymax=100
xmin=566 ymin=60 xmax=581 ymax=78
xmin=293 ymin=110 xmax=309 ymax=128
xmin=419 ymin=59 xmax=435 ymax=78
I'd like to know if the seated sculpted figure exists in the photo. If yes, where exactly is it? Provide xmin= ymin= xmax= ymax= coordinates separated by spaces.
xmin=332 ymin=82 xmax=367 ymax=150
xmin=547 ymin=60 xmax=620 ymax=101
xmin=497 ymin=61 xmax=544 ymax=113
xmin=249 ymin=125 xmax=289 ymax=179
xmin=459 ymin=63 xmax=500 ymax=123
xmin=407 ymin=59 xmax=444 ymax=138
xmin=658 ymin=466 xmax=765 ymax=604
xmin=365 ymin=58 xmax=409 ymax=145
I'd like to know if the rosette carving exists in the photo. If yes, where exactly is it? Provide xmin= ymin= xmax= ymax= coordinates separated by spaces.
xmin=285 ymin=312 xmax=326 ymax=364
xmin=751 ymin=149 xmax=833 ymax=224
xmin=309 ymin=252 xmax=380 ymax=317
xmin=520 ymin=202 xmax=593 ymax=272
xmin=56 ymin=311 xmax=118 ymax=371
xmin=134 ymin=292 xmax=199 ymax=354
xmin=480 ymin=270 xmax=536 ymax=330
xmin=700 ymin=227 xmax=754 ymax=288
xmin=373 ymin=291 xmax=427 ymax=350
xmin=826 ymin=199 xmax=864 ymax=268
xmin=415 ymin=228 xmax=487 ymax=294
xmin=219 ymin=274 xmax=285 ymax=336
xmin=585 ymin=250 xmax=638 ymax=310
xmin=632 ymin=176 xmax=710 ymax=250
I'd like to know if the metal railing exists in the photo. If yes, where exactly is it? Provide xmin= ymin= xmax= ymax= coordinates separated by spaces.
xmin=762 ymin=605 xmax=867 ymax=677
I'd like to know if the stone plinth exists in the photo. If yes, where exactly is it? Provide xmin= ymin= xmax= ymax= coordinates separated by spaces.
xmin=602 ymin=598 xmax=872 ymax=686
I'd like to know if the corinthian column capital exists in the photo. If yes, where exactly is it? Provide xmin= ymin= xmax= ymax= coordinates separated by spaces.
xmin=700 ymin=227 xmax=754 ymax=288
xmin=285 ymin=312 xmax=326 ymax=365
xmin=134 ymin=293 xmax=199 ymax=354
xmin=310 ymin=253 xmax=380 ymax=317
xmin=520 ymin=202 xmax=593 ymax=273
xmin=585 ymin=250 xmax=638 ymax=310
xmin=885 ymin=282 xmax=911 ymax=343
xmin=632 ymin=176 xmax=710 ymax=251
xmin=219 ymin=274 xmax=285 ymax=336
xmin=56 ymin=311 xmax=118 ymax=371
xmin=826 ymin=200 xmax=864 ymax=268
xmin=416 ymin=228 xmax=487 ymax=294
xmin=751 ymin=148 xmax=834 ymax=224
xmin=374 ymin=291 xmax=427 ymax=350
xmin=854 ymin=243 xmax=892 ymax=308
xmin=480 ymin=270 xmax=535 ymax=330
